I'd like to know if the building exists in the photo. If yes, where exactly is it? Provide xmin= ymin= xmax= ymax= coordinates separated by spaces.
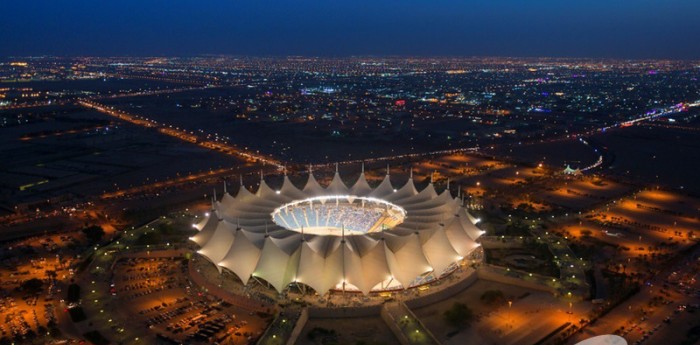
xmin=191 ymin=166 xmax=483 ymax=295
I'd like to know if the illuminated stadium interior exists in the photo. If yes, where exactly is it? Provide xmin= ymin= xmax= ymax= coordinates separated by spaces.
xmin=271 ymin=195 xmax=407 ymax=236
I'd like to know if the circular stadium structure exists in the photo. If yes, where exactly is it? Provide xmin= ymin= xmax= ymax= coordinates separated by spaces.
xmin=190 ymin=166 xmax=484 ymax=295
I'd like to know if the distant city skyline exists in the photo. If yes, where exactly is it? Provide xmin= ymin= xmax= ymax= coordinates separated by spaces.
xmin=2 ymin=0 xmax=700 ymax=59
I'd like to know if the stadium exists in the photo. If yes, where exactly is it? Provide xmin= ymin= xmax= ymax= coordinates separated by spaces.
xmin=190 ymin=166 xmax=484 ymax=295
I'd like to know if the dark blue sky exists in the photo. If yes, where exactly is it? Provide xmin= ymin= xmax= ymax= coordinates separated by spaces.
xmin=2 ymin=0 xmax=699 ymax=58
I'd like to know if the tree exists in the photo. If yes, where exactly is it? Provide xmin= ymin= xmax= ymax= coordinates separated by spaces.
xmin=443 ymin=302 xmax=474 ymax=328
xmin=82 ymin=225 xmax=105 ymax=243
xmin=45 ymin=270 xmax=57 ymax=283
xmin=20 ymin=278 xmax=43 ymax=295
xmin=480 ymin=290 xmax=506 ymax=306
xmin=67 ymin=283 xmax=81 ymax=303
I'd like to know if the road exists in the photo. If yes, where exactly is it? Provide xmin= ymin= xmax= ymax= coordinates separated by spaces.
xmin=78 ymin=99 xmax=284 ymax=168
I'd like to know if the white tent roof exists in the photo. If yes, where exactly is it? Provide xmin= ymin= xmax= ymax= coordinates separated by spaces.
xmin=326 ymin=171 xmax=349 ymax=195
xmin=387 ymin=233 xmax=432 ymax=287
xmin=193 ymin=169 xmax=483 ymax=294
xmin=198 ymin=220 xmax=236 ymax=270
xmin=256 ymin=178 xmax=285 ymax=201
xmin=342 ymin=241 xmax=368 ymax=293
xmin=444 ymin=217 xmax=478 ymax=256
xmin=191 ymin=214 xmax=220 ymax=247
xmin=421 ymin=227 xmax=462 ymax=275
xmin=253 ymin=236 xmax=299 ymax=292
xmin=349 ymin=172 xmax=372 ymax=196
xmin=296 ymin=241 xmax=328 ymax=293
xmin=303 ymin=172 xmax=325 ymax=195
xmin=280 ymin=175 xmax=307 ymax=200
xmin=218 ymin=230 xmax=264 ymax=285
xmin=369 ymin=174 xmax=394 ymax=198
xmin=457 ymin=207 xmax=483 ymax=240
xmin=385 ymin=178 xmax=418 ymax=202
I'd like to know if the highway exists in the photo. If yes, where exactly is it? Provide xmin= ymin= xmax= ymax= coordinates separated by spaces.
xmin=78 ymin=99 xmax=284 ymax=168
xmin=324 ymin=99 xmax=699 ymax=173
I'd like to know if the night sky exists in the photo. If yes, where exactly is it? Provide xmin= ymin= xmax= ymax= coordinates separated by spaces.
xmin=2 ymin=0 xmax=699 ymax=58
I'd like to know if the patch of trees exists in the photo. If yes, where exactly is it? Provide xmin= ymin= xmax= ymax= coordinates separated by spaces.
xmin=307 ymin=327 xmax=339 ymax=343
xmin=67 ymin=283 xmax=80 ymax=303
xmin=480 ymin=289 xmax=506 ymax=307
xmin=19 ymin=278 xmax=43 ymax=295
xmin=82 ymin=225 xmax=105 ymax=243
xmin=443 ymin=302 xmax=474 ymax=328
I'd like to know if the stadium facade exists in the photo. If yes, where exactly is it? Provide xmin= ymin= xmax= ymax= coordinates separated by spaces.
xmin=191 ymin=166 xmax=484 ymax=295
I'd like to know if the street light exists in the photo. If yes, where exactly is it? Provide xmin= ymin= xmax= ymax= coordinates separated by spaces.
xmin=508 ymin=300 xmax=513 ymax=328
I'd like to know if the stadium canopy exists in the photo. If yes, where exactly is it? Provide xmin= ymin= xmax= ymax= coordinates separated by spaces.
xmin=192 ymin=168 xmax=484 ymax=295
